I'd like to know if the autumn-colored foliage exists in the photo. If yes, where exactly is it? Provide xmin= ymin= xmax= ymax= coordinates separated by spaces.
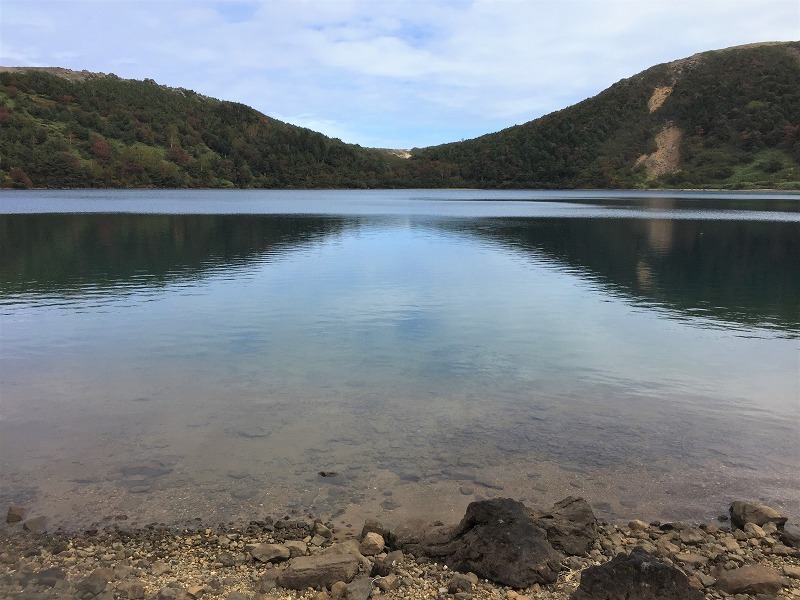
xmin=1 ymin=42 xmax=798 ymax=189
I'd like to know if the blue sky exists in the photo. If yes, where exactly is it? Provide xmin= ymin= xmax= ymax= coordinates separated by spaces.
xmin=1 ymin=0 xmax=798 ymax=149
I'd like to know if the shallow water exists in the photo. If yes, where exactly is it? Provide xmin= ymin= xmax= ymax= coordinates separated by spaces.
xmin=0 ymin=189 xmax=798 ymax=530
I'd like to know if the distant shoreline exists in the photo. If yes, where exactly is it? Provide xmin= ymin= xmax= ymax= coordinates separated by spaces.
xmin=2 ymin=186 xmax=799 ymax=193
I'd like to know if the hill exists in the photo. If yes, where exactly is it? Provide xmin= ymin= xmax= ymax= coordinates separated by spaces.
xmin=0 ymin=68 xmax=405 ymax=189
xmin=410 ymin=42 xmax=800 ymax=189
xmin=1 ymin=42 xmax=799 ymax=190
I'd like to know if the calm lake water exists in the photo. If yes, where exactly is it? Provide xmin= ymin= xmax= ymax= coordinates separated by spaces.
xmin=1 ymin=189 xmax=798 ymax=531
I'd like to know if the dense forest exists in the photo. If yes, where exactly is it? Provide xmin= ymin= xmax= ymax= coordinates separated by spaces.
xmin=413 ymin=42 xmax=800 ymax=189
xmin=1 ymin=42 xmax=799 ymax=189
xmin=0 ymin=69 xmax=407 ymax=189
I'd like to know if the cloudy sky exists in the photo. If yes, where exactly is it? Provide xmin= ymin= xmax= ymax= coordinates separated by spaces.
xmin=1 ymin=0 xmax=798 ymax=149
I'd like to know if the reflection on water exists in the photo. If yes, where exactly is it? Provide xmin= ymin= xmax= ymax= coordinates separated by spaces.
xmin=0 ymin=190 xmax=798 ymax=531
xmin=454 ymin=217 xmax=800 ymax=333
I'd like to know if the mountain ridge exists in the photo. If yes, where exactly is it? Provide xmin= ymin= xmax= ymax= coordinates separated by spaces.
xmin=1 ymin=41 xmax=798 ymax=189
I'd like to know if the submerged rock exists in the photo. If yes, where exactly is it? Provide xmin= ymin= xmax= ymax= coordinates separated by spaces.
xmin=22 ymin=515 xmax=48 ymax=532
xmin=6 ymin=505 xmax=25 ymax=524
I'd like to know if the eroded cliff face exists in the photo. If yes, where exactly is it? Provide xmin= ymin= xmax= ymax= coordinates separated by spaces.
xmin=647 ymin=86 xmax=673 ymax=113
xmin=635 ymin=123 xmax=683 ymax=177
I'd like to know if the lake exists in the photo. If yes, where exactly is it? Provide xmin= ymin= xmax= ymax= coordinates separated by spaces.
xmin=0 ymin=189 xmax=798 ymax=531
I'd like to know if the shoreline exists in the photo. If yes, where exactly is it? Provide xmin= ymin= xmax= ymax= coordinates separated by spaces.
xmin=2 ymin=498 xmax=798 ymax=600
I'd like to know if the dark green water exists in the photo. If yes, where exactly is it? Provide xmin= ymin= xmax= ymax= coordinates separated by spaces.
xmin=0 ymin=189 xmax=798 ymax=530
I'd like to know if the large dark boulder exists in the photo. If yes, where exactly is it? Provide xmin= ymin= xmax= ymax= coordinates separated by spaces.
xmin=394 ymin=498 xmax=563 ymax=587
xmin=570 ymin=548 xmax=703 ymax=600
xmin=531 ymin=496 xmax=598 ymax=555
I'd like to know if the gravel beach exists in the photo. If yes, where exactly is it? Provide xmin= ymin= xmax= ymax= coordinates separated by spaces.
xmin=2 ymin=498 xmax=799 ymax=600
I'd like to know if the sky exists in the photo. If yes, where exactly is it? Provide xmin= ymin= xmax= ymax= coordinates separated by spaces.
xmin=1 ymin=0 xmax=798 ymax=149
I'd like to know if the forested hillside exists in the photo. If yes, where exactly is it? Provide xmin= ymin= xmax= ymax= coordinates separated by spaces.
xmin=1 ymin=41 xmax=799 ymax=190
xmin=0 ymin=68 xmax=405 ymax=189
xmin=411 ymin=42 xmax=800 ymax=189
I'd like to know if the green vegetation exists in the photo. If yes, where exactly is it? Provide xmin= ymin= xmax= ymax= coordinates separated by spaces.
xmin=0 ymin=69 xmax=405 ymax=189
xmin=1 ymin=42 xmax=799 ymax=189
xmin=412 ymin=42 xmax=800 ymax=189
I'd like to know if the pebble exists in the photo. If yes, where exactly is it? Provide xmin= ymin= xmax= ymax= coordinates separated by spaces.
xmin=1 ymin=500 xmax=798 ymax=600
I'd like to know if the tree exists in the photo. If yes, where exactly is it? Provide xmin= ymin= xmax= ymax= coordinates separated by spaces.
xmin=9 ymin=167 xmax=33 ymax=188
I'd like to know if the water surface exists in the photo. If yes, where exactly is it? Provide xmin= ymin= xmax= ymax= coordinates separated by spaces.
xmin=1 ymin=189 xmax=798 ymax=530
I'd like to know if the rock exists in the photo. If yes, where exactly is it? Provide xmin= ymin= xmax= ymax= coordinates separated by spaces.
xmin=730 ymin=501 xmax=787 ymax=529
xmin=255 ymin=568 xmax=280 ymax=593
xmin=395 ymin=498 xmax=563 ymax=587
xmin=359 ymin=532 xmax=384 ymax=556
xmin=780 ymin=521 xmax=800 ymax=548
xmin=762 ymin=521 xmax=778 ymax=534
xmin=784 ymin=564 xmax=800 ymax=579
xmin=570 ymin=548 xmax=704 ymax=600
xmin=76 ymin=568 xmax=111 ymax=598
xmin=448 ymin=572 xmax=479 ymax=593
xmin=284 ymin=540 xmax=308 ymax=557
xmin=770 ymin=543 xmax=799 ymax=556
xmin=695 ymin=571 xmax=716 ymax=587
xmin=360 ymin=518 xmax=391 ymax=543
xmin=371 ymin=550 xmax=404 ymax=577
xmin=674 ymin=552 xmax=709 ymax=567
xmin=679 ymin=528 xmax=705 ymax=545
xmin=344 ymin=577 xmax=372 ymax=600
xmin=22 ymin=516 xmax=48 ymax=532
xmin=744 ymin=522 xmax=766 ymax=539
xmin=325 ymin=539 xmax=372 ymax=570
xmin=720 ymin=536 xmax=740 ymax=552
xmin=276 ymin=552 xmax=360 ymax=590
xmin=225 ymin=593 xmax=250 ymax=600
xmin=157 ymin=587 xmax=184 ymax=600
xmin=151 ymin=561 xmax=172 ymax=575
xmin=33 ymin=568 xmax=67 ymax=587
xmin=375 ymin=574 xmax=401 ymax=592
xmin=6 ymin=505 xmax=25 ymax=524
xmin=313 ymin=522 xmax=333 ymax=539
xmin=217 ymin=552 xmax=236 ymax=567
xmin=118 ymin=580 xmax=147 ymax=599
xmin=250 ymin=543 xmax=290 ymax=563
xmin=628 ymin=519 xmax=649 ymax=531
xmin=331 ymin=581 xmax=348 ymax=599
xmin=530 ymin=496 xmax=598 ymax=555
xmin=715 ymin=564 xmax=783 ymax=595
xmin=687 ymin=575 xmax=703 ymax=590
xmin=474 ymin=478 xmax=504 ymax=490
xmin=113 ymin=565 xmax=134 ymax=580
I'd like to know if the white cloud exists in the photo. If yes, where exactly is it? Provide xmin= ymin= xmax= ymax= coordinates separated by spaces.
xmin=1 ymin=0 xmax=797 ymax=148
